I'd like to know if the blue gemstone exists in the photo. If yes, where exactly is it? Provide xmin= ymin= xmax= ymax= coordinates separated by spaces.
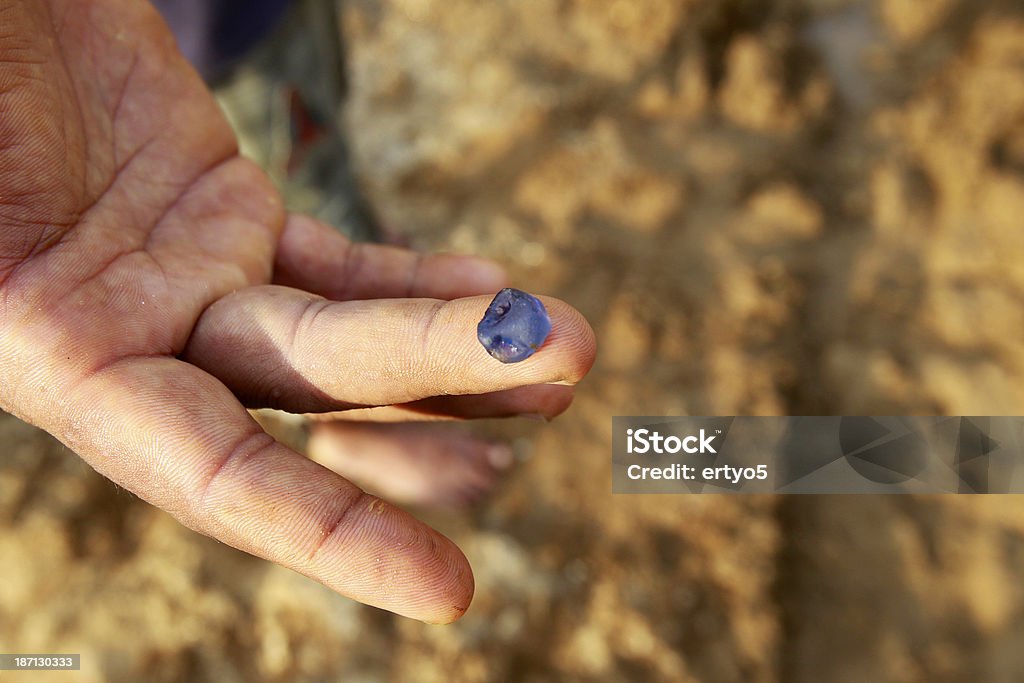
xmin=477 ymin=288 xmax=552 ymax=363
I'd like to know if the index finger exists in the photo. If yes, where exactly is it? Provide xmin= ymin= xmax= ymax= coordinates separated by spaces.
xmin=183 ymin=286 xmax=597 ymax=413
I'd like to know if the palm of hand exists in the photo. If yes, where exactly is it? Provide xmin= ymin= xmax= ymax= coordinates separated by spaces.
xmin=0 ymin=0 xmax=595 ymax=623
xmin=1 ymin=0 xmax=278 ymax=355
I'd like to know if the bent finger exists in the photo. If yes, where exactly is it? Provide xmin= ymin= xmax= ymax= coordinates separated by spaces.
xmin=61 ymin=356 xmax=473 ymax=623
xmin=274 ymin=213 xmax=507 ymax=301
xmin=306 ymin=384 xmax=574 ymax=422
xmin=183 ymin=285 xmax=597 ymax=413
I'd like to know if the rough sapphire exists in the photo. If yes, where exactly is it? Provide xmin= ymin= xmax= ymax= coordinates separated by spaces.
xmin=477 ymin=288 xmax=552 ymax=363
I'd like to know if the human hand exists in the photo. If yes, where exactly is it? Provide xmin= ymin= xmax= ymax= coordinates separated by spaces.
xmin=0 ymin=0 xmax=595 ymax=622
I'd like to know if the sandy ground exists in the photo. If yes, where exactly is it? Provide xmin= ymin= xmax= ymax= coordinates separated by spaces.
xmin=3 ymin=0 xmax=1024 ymax=680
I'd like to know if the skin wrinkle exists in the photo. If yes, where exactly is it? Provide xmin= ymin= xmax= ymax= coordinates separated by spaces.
xmin=272 ymin=294 xmax=344 ymax=409
xmin=0 ymin=224 xmax=59 ymax=285
xmin=59 ymin=70 xmax=84 ymax=241
xmin=290 ymin=295 xmax=332 ymax=367
xmin=53 ymin=354 xmax=152 ymax=469
xmin=105 ymin=112 xmax=153 ymax=183
xmin=71 ymin=353 xmax=161 ymax=400
xmin=0 ymin=50 xmax=46 ymax=67
xmin=109 ymin=50 xmax=138 ymax=127
xmin=0 ymin=132 xmax=71 ymax=284
xmin=146 ymin=185 xmax=276 ymax=296
xmin=49 ymin=2 xmax=93 ymax=240
xmin=122 ymin=149 xmax=241 ymax=255
xmin=17 ymin=248 xmax=181 ymax=375
xmin=0 ymin=5 xmax=154 ymax=287
xmin=195 ymin=428 xmax=278 ymax=519
xmin=305 ymin=490 xmax=372 ymax=564
xmin=39 ymin=146 xmax=242 ymax=308
xmin=416 ymin=299 xmax=448 ymax=390
xmin=64 ymin=247 xmax=149 ymax=301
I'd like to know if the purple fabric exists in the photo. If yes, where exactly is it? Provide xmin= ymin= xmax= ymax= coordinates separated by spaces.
xmin=151 ymin=0 xmax=292 ymax=80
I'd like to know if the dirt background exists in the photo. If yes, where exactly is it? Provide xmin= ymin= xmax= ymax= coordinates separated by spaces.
xmin=4 ymin=0 xmax=1024 ymax=680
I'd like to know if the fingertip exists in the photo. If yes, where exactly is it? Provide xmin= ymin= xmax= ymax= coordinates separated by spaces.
xmin=496 ymin=383 xmax=574 ymax=419
xmin=421 ymin=547 xmax=475 ymax=624
xmin=402 ymin=523 xmax=476 ymax=624
xmin=541 ymin=384 xmax=576 ymax=418
xmin=311 ymin=492 xmax=475 ymax=623
xmin=533 ymin=296 xmax=598 ymax=385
